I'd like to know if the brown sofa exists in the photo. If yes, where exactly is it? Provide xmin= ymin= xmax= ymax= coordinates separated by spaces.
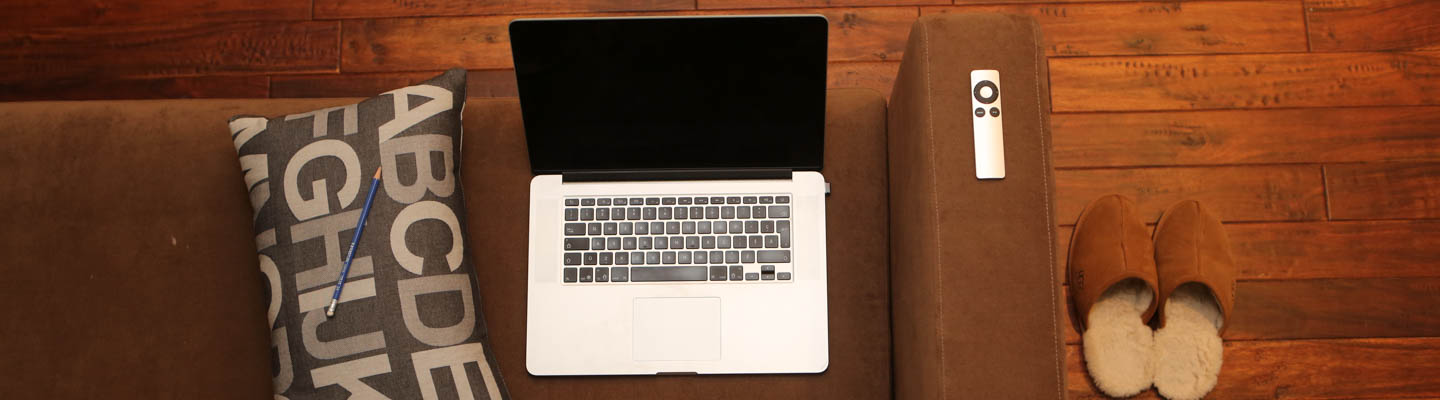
xmin=0 ymin=14 xmax=1063 ymax=399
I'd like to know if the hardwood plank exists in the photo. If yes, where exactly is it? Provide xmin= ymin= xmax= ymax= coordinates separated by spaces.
xmin=1051 ymin=107 xmax=1440 ymax=168
xmin=699 ymin=0 xmax=945 ymax=10
xmin=341 ymin=7 xmax=915 ymax=72
xmin=1056 ymin=220 xmax=1440 ymax=282
xmin=0 ymin=21 xmax=339 ymax=82
xmin=0 ymin=76 xmax=268 ymax=101
xmin=316 ymin=0 xmax=693 ymax=19
xmin=272 ymin=70 xmax=518 ymax=98
xmin=1327 ymin=162 xmax=1440 ymax=220
xmin=1308 ymin=0 xmax=1440 ymax=52
xmin=1055 ymin=166 xmax=1327 ymax=224
xmin=1060 ymin=276 xmax=1440 ymax=344
xmin=923 ymin=1 xmax=1307 ymax=56
xmin=1049 ymin=52 xmax=1440 ymax=112
xmin=0 ymin=0 xmax=309 ymax=29
xmin=829 ymin=62 xmax=899 ymax=99
xmin=1067 ymin=337 xmax=1440 ymax=399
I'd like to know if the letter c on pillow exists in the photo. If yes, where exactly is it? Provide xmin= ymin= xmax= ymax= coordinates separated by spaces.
xmin=391 ymin=200 xmax=464 ymax=275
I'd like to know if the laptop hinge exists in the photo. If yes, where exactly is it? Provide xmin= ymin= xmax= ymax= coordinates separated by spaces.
xmin=562 ymin=169 xmax=792 ymax=182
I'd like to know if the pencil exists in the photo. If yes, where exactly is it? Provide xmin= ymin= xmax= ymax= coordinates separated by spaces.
xmin=326 ymin=167 xmax=382 ymax=318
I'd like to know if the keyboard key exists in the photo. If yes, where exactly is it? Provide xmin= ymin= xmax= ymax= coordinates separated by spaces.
xmin=769 ymin=206 xmax=790 ymax=218
xmin=745 ymin=272 xmax=759 ymax=281
xmin=662 ymin=251 xmax=676 ymax=264
xmin=630 ymin=251 xmax=644 ymax=264
xmin=658 ymin=207 xmax=672 ymax=220
xmin=762 ymin=265 xmax=775 ymax=273
xmin=690 ymin=207 xmax=704 ymax=219
xmin=654 ymin=237 xmax=668 ymax=249
xmin=677 ymin=252 xmax=691 ymax=264
xmin=564 ymin=238 xmax=588 ymax=251
xmin=761 ymin=220 xmax=775 ymax=233
xmin=599 ymin=253 xmax=612 ymax=265
xmin=595 ymin=208 xmax=610 ymax=220
xmin=762 ymin=272 xmax=775 ymax=281
xmin=564 ymin=267 xmax=578 ymax=282
xmin=686 ymin=236 xmax=700 ymax=249
xmin=630 ymin=197 xmax=644 ymax=205
xmin=598 ymin=198 xmax=611 ymax=206
xmin=778 ymin=272 xmax=791 ymax=280
xmin=666 ymin=222 xmax=680 ymax=234
xmin=564 ymin=223 xmax=585 ymax=236
xmin=749 ymin=235 xmax=763 ymax=249
xmin=765 ymin=235 xmax=779 ymax=248
xmin=623 ymin=237 xmax=637 ymax=250
xmin=727 ymin=196 xmax=742 ymax=204
xmin=581 ymin=198 xmax=595 ymax=206
xmin=722 ymin=206 xmax=735 ymax=219
xmin=650 ymin=222 xmax=664 ymax=235
xmin=584 ymin=252 xmax=598 ymax=265
xmin=581 ymin=208 xmax=595 ymax=221
xmin=644 ymin=207 xmax=657 ymax=220
xmin=646 ymin=197 xmax=660 ymax=205
xmin=603 ymin=223 xmax=617 ymax=235
xmin=607 ymin=237 xmax=621 ymax=250
xmin=729 ymin=221 xmax=743 ymax=233
xmin=639 ymin=237 xmax=653 ymax=250
xmin=745 ymin=221 xmax=759 ymax=233
xmin=565 ymin=208 xmax=579 ymax=221
xmin=695 ymin=251 xmax=708 ymax=264
xmin=742 ymin=251 xmax=756 ymax=263
xmin=662 ymin=197 xmax=676 ymax=205
xmin=635 ymin=221 xmax=649 ymax=235
xmin=705 ymin=206 xmax=720 ymax=219
xmin=596 ymin=267 xmax=609 ymax=282
xmin=682 ymin=221 xmax=696 ymax=234
xmin=589 ymin=238 xmax=604 ymax=250
xmin=611 ymin=207 xmax=625 ymax=220
xmin=613 ymin=267 xmax=630 ymax=282
xmin=777 ymin=196 xmax=790 ymax=204
xmin=631 ymin=266 xmax=707 ymax=282
xmin=616 ymin=252 xmax=629 ymax=265
xmin=697 ymin=222 xmax=711 ymax=234
xmin=753 ymin=206 xmax=766 ymax=218
xmin=757 ymin=250 xmax=791 ymax=263
xmin=696 ymin=197 xmax=709 ymax=205
xmin=717 ymin=236 xmax=731 ymax=249
xmin=729 ymin=265 xmax=744 ymax=281
xmin=744 ymin=196 xmax=757 ymax=204
xmin=615 ymin=198 xmax=628 ymax=206
xmin=565 ymin=199 xmax=579 ymax=206
xmin=760 ymin=196 xmax=773 ymax=204
xmin=732 ymin=235 xmax=748 ymax=249
xmin=778 ymin=220 xmax=790 ymax=248
xmin=670 ymin=236 xmax=684 ymax=249
xmin=678 ymin=197 xmax=692 ymax=205
xmin=710 ymin=250 xmax=723 ymax=262
xmin=646 ymin=252 xmax=661 ymax=264
xmin=619 ymin=222 xmax=633 ymax=235
xmin=701 ymin=236 xmax=715 ymax=249
xmin=564 ymin=253 xmax=582 ymax=265
xmin=588 ymin=223 xmax=602 ymax=235
xmin=714 ymin=221 xmax=728 ymax=234
xmin=627 ymin=208 xmax=643 ymax=220
xmin=673 ymin=206 xmax=688 ymax=220
xmin=725 ymin=251 xmax=740 ymax=263
xmin=579 ymin=267 xmax=593 ymax=282
xmin=737 ymin=206 xmax=751 ymax=219
xmin=710 ymin=265 xmax=727 ymax=281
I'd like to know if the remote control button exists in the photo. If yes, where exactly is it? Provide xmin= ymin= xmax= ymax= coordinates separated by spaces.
xmin=974 ymin=107 xmax=985 ymax=117
xmin=974 ymin=80 xmax=999 ymax=104
xmin=990 ymin=107 xmax=1000 ymax=117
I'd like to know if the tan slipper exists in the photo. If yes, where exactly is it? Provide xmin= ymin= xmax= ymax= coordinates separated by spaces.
xmin=1069 ymin=195 xmax=1161 ymax=398
xmin=1151 ymin=200 xmax=1236 ymax=400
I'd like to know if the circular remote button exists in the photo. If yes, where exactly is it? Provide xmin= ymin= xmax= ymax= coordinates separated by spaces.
xmin=974 ymin=107 xmax=986 ymax=117
xmin=973 ymin=80 xmax=999 ymax=104
xmin=990 ymin=107 xmax=1000 ymax=117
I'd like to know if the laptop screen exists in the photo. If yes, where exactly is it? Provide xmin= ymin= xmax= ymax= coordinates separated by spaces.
xmin=510 ymin=16 xmax=828 ymax=175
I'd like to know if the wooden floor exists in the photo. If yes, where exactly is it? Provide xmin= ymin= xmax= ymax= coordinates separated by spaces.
xmin=5 ymin=0 xmax=1438 ymax=398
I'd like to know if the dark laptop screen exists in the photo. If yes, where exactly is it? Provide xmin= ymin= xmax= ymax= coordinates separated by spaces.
xmin=510 ymin=16 xmax=828 ymax=174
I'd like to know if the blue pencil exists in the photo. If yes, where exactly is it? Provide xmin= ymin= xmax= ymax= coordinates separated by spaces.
xmin=326 ymin=167 xmax=382 ymax=318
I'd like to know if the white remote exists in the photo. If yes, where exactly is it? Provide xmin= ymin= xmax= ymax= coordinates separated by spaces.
xmin=971 ymin=70 xmax=1005 ymax=180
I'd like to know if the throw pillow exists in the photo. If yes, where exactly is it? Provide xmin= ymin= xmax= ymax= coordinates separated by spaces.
xmin=228 ymin=68 xmax=509 ymax=399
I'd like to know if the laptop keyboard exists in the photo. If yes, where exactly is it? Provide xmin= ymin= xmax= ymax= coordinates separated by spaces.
xmin=561 ymin=195 xmax=794 ymax=284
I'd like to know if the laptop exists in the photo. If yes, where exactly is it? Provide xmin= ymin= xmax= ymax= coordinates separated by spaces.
xmin=511 ymin=15 xmax=830 ymax=375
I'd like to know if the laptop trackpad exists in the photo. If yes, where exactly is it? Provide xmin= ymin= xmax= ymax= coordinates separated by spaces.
xmin=633 ymin=297 xmax=721 ymax=361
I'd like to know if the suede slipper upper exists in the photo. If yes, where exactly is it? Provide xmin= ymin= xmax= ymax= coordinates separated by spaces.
xmin=1153 ymin=200 xmax=1237 ymax=334
xmin=1068 ymin=194 xmax=1160 ymax=332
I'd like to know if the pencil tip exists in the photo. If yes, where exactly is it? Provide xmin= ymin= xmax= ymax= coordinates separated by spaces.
xmin=374 ymin=167 xmax=382 ymax=179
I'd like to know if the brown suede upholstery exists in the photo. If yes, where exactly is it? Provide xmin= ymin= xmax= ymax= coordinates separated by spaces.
xmin=887 ymin=14 xmax=1067 ymax=399
xmin=0 ymin=89 xmax=891 ymax=399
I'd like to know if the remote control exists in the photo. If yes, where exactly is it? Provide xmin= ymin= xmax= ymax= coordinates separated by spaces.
xmin=971 ymin=70 xmax=1005 ymax=180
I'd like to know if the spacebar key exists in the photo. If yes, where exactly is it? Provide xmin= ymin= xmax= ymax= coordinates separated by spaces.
xmin=630 ymin=266 xmax=708 ymax=282
xmin=757 ymin=250 xmax=791 ymax=263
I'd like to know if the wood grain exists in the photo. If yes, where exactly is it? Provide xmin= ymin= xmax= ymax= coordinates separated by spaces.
xmin=1056 ymin=220 xmax=1440 ymax=282
xmin=315 ymin=0 xmax=693 ymax=19
xmin=0 ymin=0 xmax=309 ymax=29
xmin=1327 ymin=162 xmax=1440 ymax=220
xmin=923 ymin=1 xmax=1307 ymax=56
xmin=0 ymin=21 xmax=339 ymax=83
xmin=341 ymin=7 xmax=915 ymax=72
xmin=0 ymin=76 xmax=268 ymax=101
xmin=1055 ymin=166 xmax=1327 ymax=224
xmin=1308 ymin=0 xmax=1440 ymax=52
xmin=1050 ymin=52 xmax=1440 ymax=112
xmin=699 ymin=0 xmax=945 ymax=10
xmin=1067 ymin=337 xmax=1440 ymax=399
xmin=271 ymin=70 xmax=518 ymax=98
xmin=1051 ymin=107 xmax=1440 ymax=168
xmin=829 ymin=62 xmax=900 ymax=99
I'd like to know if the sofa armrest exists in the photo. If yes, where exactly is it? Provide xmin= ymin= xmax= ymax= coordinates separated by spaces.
xmin=887 ymin=14 xmax=1066 ymax=399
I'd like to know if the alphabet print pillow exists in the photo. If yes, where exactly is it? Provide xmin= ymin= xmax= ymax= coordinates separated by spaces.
xmin=228 ymin=68 xmax=509 ymax=399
